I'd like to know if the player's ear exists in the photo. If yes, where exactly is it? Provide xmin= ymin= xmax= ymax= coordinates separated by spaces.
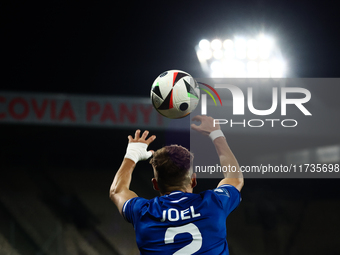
xmin=191 ymin=173 xmax=197 ymax=188
xmin=152 ymin=178 xmax=160 ymax=191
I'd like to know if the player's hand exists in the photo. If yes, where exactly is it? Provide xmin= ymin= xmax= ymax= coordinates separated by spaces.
xmin=191 ymin=115 xmax=220 ymax=136
xmin=124 ymin=130 xmax=156 ymax=163
xmin=127 ymin=129 xmax=156 ymax=146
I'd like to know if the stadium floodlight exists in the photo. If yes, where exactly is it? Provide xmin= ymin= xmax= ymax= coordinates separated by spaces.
xmin=259 ymin=61 xmax=270 ymax=77
xmin=199 ymin=39 xmax=210 ymax=50
xmin=211 ymin=39 xmax=222 ymax=50
xmin=223 ymin=39 xmax=234 ymax=50
xmin=213 ymin=49 xmax=224 ymax=59
xmin=247 ymin=61 xmax=258 ymax=77
xmin=234 ymin=38 xmax=247 ymax=60
xmin=270 ymin=59 xmax=286 ymax=78
xmin=258 ymin=35 xmax=273 ymax=59
xmin=195 ymin=34 xmax=286 ymax=78
xmin=247 ymin=39 xmax=258 ymax=60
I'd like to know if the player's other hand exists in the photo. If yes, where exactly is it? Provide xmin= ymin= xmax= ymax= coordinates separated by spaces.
xmin=124 ymin=130 xmax=156 ymax=163
xmin=191 ymin=115 xmax=220 ymax=136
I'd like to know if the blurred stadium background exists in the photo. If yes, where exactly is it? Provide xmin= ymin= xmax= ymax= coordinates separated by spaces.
xmin=1 ymin=1 xmax=340 ymax=254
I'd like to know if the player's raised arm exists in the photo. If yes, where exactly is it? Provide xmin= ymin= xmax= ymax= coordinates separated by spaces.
xmin=191 ymin=115 xmax=244 ymax=191
xmin=109 ymin=130 xmax=156 ymax=215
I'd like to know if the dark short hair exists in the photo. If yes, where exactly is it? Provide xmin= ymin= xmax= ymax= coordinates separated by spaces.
xmin=150 ymin=145 xmax=193 ymax=193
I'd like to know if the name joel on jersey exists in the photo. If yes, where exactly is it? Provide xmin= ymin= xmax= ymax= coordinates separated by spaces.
xmin=161 ymin=206 xmax=201 ymax=222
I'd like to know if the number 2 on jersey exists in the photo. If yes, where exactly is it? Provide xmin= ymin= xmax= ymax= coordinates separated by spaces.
xmin=164 ymin=223 xmax=202 ymax=255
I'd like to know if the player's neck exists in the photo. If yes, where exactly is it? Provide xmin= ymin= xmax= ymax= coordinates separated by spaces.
xmin=162 ymin=187 xmax=193 ymax=195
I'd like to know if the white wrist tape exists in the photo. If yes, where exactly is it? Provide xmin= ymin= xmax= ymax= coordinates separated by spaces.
xmin=124 ymin=142 xmax=153 ymax=163
xmin=209 ymin=130 xmax=225 ymax=141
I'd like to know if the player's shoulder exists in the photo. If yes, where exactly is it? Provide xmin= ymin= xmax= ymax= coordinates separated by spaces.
xmin=122 ymin=197 xmax=148 ymax=213
xmin=122 ymin=196 xmax=154 ymax=223
xmin=200 ymin=184 xmax=241 ymax=207
xmin=123 ymin=196 xmax=150 ymax=210
xmin=213 ymin=184 xmax=241 ymax=196
xmin=201 ymin=184 xmax=240 ymax=197
xmin=124 ymin=195 xmax=168 ymax=213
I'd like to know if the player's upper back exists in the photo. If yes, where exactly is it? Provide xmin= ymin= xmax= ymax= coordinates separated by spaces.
xmin=123 ymin=184 xmax=241 ymax=255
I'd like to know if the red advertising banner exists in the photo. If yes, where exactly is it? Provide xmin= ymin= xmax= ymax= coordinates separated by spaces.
xmin=0 ymin=92 xmax=182 ymax=130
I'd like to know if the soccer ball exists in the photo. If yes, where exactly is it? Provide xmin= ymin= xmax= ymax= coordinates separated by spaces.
xmin=150 ymin=70 xmax=200 ymax=119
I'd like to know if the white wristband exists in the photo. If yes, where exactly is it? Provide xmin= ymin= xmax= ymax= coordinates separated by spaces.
xmin=124 ymin=142 xmax=153 ymax=163
xmin=209 ymin=130 xmax=225 ymax=141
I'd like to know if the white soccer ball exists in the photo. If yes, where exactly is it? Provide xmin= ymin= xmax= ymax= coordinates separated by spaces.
xmin=150 ymin=70 xmax=200 ymax=119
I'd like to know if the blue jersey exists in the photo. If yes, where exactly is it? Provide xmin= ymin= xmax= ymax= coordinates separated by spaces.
xmin=122 ymin=184 xmax=241 ymax=255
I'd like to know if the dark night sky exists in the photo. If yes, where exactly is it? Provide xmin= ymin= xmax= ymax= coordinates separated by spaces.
xmin=2 ymin=0 xmax=340 ymax=159
xmin=3 ymin=1 xmax=340 ymax=97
